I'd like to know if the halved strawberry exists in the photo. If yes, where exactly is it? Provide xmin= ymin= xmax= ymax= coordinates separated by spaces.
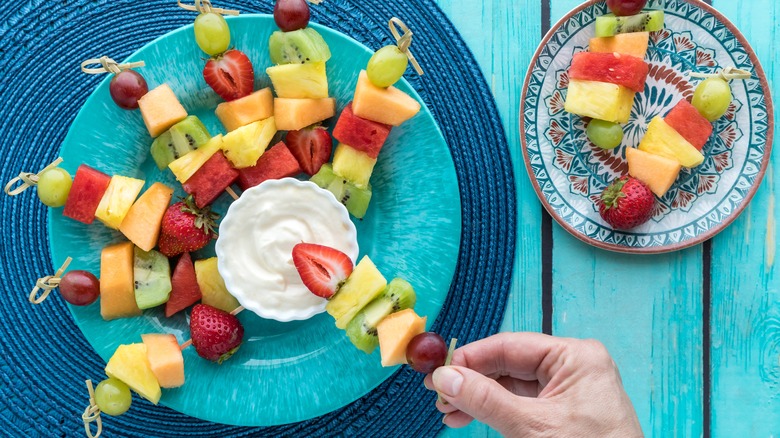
xmin=203 ymin=49 xmax=254 ymax=102
xmin=285 ymin=126 xmax=333 ymax=175
xmin=292 ymin=243 xmax=353 ymax=298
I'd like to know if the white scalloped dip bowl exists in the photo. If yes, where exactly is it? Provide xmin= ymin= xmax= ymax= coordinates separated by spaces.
xmin=215 ymin=178 xmax=359 ymax=322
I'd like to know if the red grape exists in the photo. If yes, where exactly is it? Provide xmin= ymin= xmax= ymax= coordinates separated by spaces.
xmin=606 ymin=0 xmax=648 ymax=16
xmin=109 ymin=70 xmax=148 ymax=110
xmin=274 ymin=0 xmax=310 ymax=32
xmin=406 ymin=332 xmax=448 ymax=374
xmin=59 ymin=270 xmax=100 ymax=306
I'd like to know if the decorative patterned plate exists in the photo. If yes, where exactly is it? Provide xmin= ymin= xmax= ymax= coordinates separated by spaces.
xmin=47 ymin=15 xmax=461 ymax=426
xmin=521 ymin=0 xmax=773 ymax=253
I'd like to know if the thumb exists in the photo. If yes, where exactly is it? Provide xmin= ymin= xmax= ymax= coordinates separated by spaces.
xmin=433 ymin=365 xmax=534 ymax=432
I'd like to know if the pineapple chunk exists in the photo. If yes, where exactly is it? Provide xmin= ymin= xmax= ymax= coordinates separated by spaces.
xmin=626 ymin=147 xmax=681 ymax=197
xmin=638 ymin=117 xmax=705 ymax=168
xmin=169 ymin=134 xmax=223 ymax=183
xmin=332 ymin=143 xmax=377 ymax=189
xmin=564 ymin=79 xmax=635 ymax=124
xmin=377 ymin=309 xmax=427 ymax=367
xmin=215 ymin=88 xmax=274 ymax=132
xmin=221 ymin=118 xmax=277 ymax=169
xmin=326 ymin=256 xmax=387 ymax=329
xmin=94 ymin=176 xmax=145 ymax=229
xmin=194 ymin=257 xmax=240 ymax=313
xmin=266 ymin=62 xmax=329 ymax=99
xmin=105 ymin=343 xmax=161 ymax=404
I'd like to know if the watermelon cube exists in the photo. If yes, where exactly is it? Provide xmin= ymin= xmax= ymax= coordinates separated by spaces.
xmin=165 ymin=253 xmax=202 ymax=317
xmin=664 ymin=100 xmax=713 ymax=151
xmin=62 ymin=165 xmax=112 ymax=224
xmin=182 ymin=151 xmax=239 ymax=208
xmin=332 ymin=103 xmax=392 ymax=159
xmin=237 ymin=142 xmax=302 ymax=190
xmin=568 ymin=52 xmax=649 ymax=93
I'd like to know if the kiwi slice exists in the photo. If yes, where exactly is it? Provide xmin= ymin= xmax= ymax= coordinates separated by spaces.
xmin=311 ymin=164 xmax=372 ymax=218
xmin=268 ymin=28 xmax=332 ymax=65
xmin=346 ymin=278 xmax=417 ymax=354
xmin=133 ymin=247 xmax=172 ymax=310
xmin=595 ymin=11 xmax=664 ymax=37
xmin=150 ymin=116 xmax=211 ymax=170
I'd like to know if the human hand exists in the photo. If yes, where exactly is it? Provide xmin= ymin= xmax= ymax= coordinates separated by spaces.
xmin=423 ymin=332 xmax=643 ymax=437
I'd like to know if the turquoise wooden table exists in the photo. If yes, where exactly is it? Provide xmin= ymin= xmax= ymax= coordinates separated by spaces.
xmin=435 ymin=0 xmax=779 ymax=436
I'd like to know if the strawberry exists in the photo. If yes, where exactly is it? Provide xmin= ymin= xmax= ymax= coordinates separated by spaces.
xmin=158 ymin=196 xmax=218 ymax=257
xmin=165 ymin=253 xmax=202 ymax=317
xmin=203 ymin=49 xmax=254 ymax=101
xmin=190 ymin=304 xmax=244 ymax=363
xmin=598 ymin=176 xmax=655 ymax=230
xmin=292 ymin=243 xmax=353 ymax=299
xmin=285 ymin=126 xmax=333 ymax=175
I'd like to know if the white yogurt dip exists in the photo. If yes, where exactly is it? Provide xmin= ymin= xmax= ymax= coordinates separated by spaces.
xmin=215 ymin=178 xmax=359 ymax=321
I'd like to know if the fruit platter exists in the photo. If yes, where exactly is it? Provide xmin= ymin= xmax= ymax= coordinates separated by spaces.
xmin=522 ymin=0 xmax=773 ymax=253
xmin=0 ymin=0 xmax=487 ymax=430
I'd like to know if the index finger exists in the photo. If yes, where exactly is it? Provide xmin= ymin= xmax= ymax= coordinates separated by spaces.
xmin=452 ymin=332 xmax=566 ymax=384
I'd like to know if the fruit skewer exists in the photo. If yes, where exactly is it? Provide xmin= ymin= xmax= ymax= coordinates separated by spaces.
xmin=309 ymin=17 xmax=423 ymax=218
xmin=292 ymin=243 xmax=455 ymax=375
xmin=599 ymin=67 xmax=751 ymax=230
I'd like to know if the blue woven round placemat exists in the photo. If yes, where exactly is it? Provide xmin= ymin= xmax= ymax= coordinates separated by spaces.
xmin=0 ymin=1 xmax=516 ymax=436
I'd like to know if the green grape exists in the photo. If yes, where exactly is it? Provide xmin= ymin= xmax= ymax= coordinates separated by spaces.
xmin=194 ymin=12 xmax=231 ymax=56
xmin=692 ymin=77 xmax=731 ymax=122
xmin=586 ymin=119 xmax=623 ymax=150
xmin=36 ymin=167 xmax=72 ymax=207
xmin=95 ymin=378 xmax=132 ymax=416
xmin=366 ymin=45 xmax=408 ymax=88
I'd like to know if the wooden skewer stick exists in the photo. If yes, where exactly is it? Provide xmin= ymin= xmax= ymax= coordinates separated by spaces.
xmin=4 ymin=157 xmax=64 ymax=196
xmin=29 ymin=257 xmax=73 ymax=304
xmin=81 ymin=380 xmax=102 ymax=438
xmin=437 ymin=338 xmax=458 ymax=405
xmin=225 ymin=186 xmax=240 ymax=200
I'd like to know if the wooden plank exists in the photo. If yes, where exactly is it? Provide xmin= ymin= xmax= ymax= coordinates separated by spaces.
xmin=709 ymin=0 xmax=780 ymax=435
xmin=547 ymin=0 xmax=704 ymax=436
xmin=435 ymin=0 xmax=543 ymax=436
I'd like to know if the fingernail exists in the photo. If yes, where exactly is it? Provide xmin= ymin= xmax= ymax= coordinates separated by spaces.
xmin=423 ymin=379 xmax=433 ymax=390
xmin=432 ymin=366 xmax=463 ymax=397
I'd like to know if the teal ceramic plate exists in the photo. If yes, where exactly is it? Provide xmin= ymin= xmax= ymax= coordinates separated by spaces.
xmin=521 ymin=0 xmax=773 ymax=253
xmin=48 ymin=15 xmax=460 ymax=426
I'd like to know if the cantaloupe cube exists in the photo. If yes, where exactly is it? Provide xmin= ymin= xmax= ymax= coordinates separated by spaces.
xmin=589 ymin=32 xmax=650 ymax=59
xmin=565 ymin=79 xmax=635 ymax=124
xmin=332 ymin=143 xmax=377 ymax=189
xmin=138 ymin=84 xmax=188 ymax=138
xmin=274 ymin=98 xmax=336 ymax=131
xmin=119 ymin=182 xmax=174 ymax=251
xmin=352 ymin=71 xmax=421 ymax=126
xmin=100 ymin=242 xmax=141 ymax=320
xmin=638 ymin=117 xmax=705 ymax=168
xmin=105 ymin=343 xmax=161 ymax=404
xmin=215 ymin=88 xmax=274 ymax=132
xmin=267 ymin=62 xmax=329 ymax=99
xmin=169 ymin=135 xmax=223 ymax=183
xmin=194 ymin=257 xmax=240 ymax=313
xmin=377 ymin=309 xmax=427 ymax=367
xmin=221 ymin=118 xmax=277 ymax=169
xmin=326 ymin=256 xmax=387 ymax=329
xmin=94 ymin=176 xmax=145 ymax=230
xmin=626 ymin=147 xmax=681 ymax=198
xmin=141 ymin=334 xmax=184 ymax=388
